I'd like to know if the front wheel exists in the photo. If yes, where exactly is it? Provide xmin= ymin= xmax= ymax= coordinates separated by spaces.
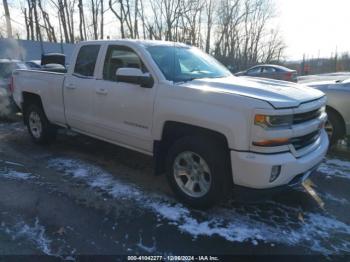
xmin=165 ymin=136 xmax=231 ymax=209
xmin=25 ymin=104 xmax=56 ymax=144
xmin=325 ymin=109 xmax=345 ymax=145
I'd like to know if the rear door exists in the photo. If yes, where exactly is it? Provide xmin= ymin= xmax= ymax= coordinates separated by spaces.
xmin=91 ymin=44 xmax=156 ymax=153
xmin=261 ymin=66 xmax=278 ymax=79
xmin=64 ymin=44 xmax=101 ymax=132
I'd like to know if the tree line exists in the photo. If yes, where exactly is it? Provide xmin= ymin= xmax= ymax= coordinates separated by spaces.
xmin=2 ymin=0 xmax=285 ymax=70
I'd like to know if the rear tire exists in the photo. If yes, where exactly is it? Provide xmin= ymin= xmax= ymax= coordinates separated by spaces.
xmin=326 ymin=109 xmax=345 ymax=145
xmin=25 ymin=104 xmax=56 ymax=144
xmin=165 ymin=136 xmax=232 ymax=209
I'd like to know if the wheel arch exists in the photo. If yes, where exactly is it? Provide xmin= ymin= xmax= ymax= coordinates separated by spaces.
xmin=326 ymin=105 xmax=346 ymax=138
xmin=22 ymin=92 xmax=45 ymax=125
xmin=153 ymin=121 xmax=232 ymax=177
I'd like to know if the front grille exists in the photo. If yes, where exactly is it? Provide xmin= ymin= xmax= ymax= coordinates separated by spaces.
xmin=293 ymin=108 xmax=322 ymax=124
xmin=291 ymin=130 xmax=321 ymax=150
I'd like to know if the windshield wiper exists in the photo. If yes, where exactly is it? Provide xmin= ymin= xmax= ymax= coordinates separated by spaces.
xmin=175 ymin=77 xmax=199 ymax=84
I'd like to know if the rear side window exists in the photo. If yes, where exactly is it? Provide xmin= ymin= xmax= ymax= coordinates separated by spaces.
xmin=74 ymin=45 xmax=100 ymax=77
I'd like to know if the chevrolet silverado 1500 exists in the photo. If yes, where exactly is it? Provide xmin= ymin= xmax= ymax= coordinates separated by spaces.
xmin=12 ymin=40 xmax=329 ymax=208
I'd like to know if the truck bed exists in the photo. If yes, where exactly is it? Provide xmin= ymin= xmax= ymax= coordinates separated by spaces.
xmin=13 ymin=69 xmax=66 ymax=125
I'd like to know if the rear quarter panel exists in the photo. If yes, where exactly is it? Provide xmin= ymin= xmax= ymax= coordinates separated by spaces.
xmin=325 ymin=88 xmax=350 ymax=135
xmin=13 ymin=69 xmax=66 ymax=124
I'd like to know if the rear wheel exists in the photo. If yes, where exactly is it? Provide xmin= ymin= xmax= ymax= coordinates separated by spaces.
xmin=165 ymin=136 xmax=231 ymax=209
xmin=25 ymin=104 xmax=56 ymax=144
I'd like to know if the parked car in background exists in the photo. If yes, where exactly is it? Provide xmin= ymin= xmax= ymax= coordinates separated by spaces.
xmin=0 ymin=59 xmax=27 ymax=88
xmin=235 ymin=64 xmax=298 ymax=82
xmin=0 ymin=59 xmax=27 ymax=115
xmin=306 ymin=78 xmax=350 ymax=144
xmin=25 ymin=60 xmax=41 ymax=69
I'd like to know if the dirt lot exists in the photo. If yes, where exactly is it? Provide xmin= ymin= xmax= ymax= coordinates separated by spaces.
xmin=0 ymin=117 xmax=349 ymax=259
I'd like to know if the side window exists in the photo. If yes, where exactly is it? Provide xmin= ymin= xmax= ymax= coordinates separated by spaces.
xmin=262 ymin=67 xmax=276 ymax=73
xmin=247 ymin=67 xmax=262 ymax=75
xmin=103 ymin=45 xmax=148 ymax=81
xmin=74 ymin=45 xmax=100 ymax=77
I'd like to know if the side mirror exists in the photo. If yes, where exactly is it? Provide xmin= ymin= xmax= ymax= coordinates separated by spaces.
xmin=116 ymin=68 xmax=153 ymax=88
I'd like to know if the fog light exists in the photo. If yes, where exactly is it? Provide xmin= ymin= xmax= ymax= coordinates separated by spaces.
xmin=270 ymin=165 xmax=281 ymax=182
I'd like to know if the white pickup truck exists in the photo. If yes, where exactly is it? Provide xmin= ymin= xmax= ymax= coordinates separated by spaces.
xmin=12 ymin=40 xmax=329 ymax=208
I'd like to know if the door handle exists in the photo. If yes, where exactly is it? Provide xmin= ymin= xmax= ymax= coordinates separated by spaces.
xmin=96 ymin=88 xmax=108 ymax=95
xmin=65 ymin=83 xmax=76 ymax=89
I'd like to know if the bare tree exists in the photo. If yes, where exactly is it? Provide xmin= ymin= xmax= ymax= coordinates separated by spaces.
xmin=204 ymin=0 xmax=214 ymax=53
xmin=212 ymin=0 xmax=284 ymax=70
xmin=90 ymin=0 xmax=99 ymax=40
xmin=31 ymin=0 xmax=43 ymax=42
xmin=38 ymin=0 xmax=57 ymax=42
xmin=100 ymin=0 xmax=104 ymax=39
xmin=109 ymin=0 xmax=140 ymax=39
xmin=16 ymin=0 xmax=285 ymax=69
xmin=109 ymin=0 xmax=125 ymax=38
xmin=3 ymin=0 xmax=13 ymax=38
xmin=22 ymin=1 xmax=35 ymax=40
xmin=78 ymin=0 xmax=87 ymax=40
xmin=65 ymin=0 xmax=76 ymax=42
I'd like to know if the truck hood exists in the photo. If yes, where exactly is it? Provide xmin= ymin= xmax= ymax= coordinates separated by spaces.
xmin=179 ymin=76 xmax=325 ymax=108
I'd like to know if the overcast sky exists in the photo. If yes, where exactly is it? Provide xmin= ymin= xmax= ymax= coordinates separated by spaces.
xmin=274 ymin=0 xmax=350 ymax=60
xmin=1 ymin=0 xmax=350 ymax=60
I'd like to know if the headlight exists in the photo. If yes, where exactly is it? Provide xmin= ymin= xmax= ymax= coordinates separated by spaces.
xmin=254 ymin=114 xmax=293 ymax=128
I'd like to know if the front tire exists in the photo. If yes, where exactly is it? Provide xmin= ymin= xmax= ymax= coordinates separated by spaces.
xmin=165 ymin=136 xmax=231 ymax=209
xmin=25 ymin=104 xmax=56 ymax=144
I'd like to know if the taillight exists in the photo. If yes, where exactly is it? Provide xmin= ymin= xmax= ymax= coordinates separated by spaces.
xmin=9 ymin=76 xmax=14 ymax=94
xmin=284 ymin=72 xmax=292 ymax=80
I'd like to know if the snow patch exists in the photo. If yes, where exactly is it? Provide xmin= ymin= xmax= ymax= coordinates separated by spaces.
xmin=320 ymin=192 xmax=349 ymax=205
xmin=137 ymin=234 xmax=157 ymax=253
xmin=47 ymin=157 xmax=350 ymax=254
xmin=318 ymin=158 xmax=350 ymax=179
xmin=48 ymin=158 xmax=142 ymax=199
xmin=0 ymin=160 xmax=24 ymax=167
xmin=0 ymin=169 xmax=33 ymax=180
xmin=0 ymin=218 xmax=53 ymax=255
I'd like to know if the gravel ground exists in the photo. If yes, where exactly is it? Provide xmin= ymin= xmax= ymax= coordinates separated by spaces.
xmin=0 ymin=118 xmax=349 ymax=260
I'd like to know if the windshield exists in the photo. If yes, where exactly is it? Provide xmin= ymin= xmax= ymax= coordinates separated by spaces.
xmin=146 ymin=45 xmax=231 ymax=82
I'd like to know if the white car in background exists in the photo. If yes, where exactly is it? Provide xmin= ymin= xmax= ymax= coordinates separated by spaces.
xmin=0 ymin=59 xmax=27 ymax=89
xmin=306 ymin=78 xmax=350 ymax=144
xmin=0 ymin=59 xmax=27 ymax=116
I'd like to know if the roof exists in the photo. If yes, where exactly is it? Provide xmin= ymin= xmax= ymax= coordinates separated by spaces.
xmin=79 ymin=39 xmax=189 ymax=48
xmin=250 ymin=64 xmax=293 ymax=71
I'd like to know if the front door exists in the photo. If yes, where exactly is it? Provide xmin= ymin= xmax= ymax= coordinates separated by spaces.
xmin=91 ymin=45 xmax=156 ymax=153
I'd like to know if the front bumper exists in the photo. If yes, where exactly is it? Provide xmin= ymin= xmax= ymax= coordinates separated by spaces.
xmin=230 ymin=130 xmax=329 ymax=189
